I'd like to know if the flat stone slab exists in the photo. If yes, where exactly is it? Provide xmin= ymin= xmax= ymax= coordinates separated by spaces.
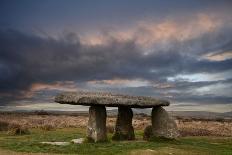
xmin=55 ymin=92 xmax=169 ymax=108
xmin=40 ymin=142 xmax=70 ymax=146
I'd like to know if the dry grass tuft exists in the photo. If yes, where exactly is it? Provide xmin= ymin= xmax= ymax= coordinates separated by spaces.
xmin=7 ymin=124 xmax=30 ymax=135
xmin=39 ymin=124 xmax=55 ymax=131
xmin=176 ymin=118 xmax=232 ymax=137
xmin=106 ymin=125 xmax=115 ymax=134
xmin=0 ymin=120 xmax=9 ymax=131
xmin=180 ymin=128 xmax=211 ymax=137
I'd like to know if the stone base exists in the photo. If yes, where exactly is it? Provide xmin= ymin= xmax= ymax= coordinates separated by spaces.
xmin=112 ymin=106 xmax=135 ymax=140
xmin=143 ymin=125 xmax=152 ymax=140
xmin=151 ymin=106 xmax=179 ymax=139
xmin=87 ymin=105 xmax=107 ymax=142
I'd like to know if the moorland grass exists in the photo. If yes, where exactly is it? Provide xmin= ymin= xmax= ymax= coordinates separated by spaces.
xmin=0 ymin=128 xmax=231 ymax=155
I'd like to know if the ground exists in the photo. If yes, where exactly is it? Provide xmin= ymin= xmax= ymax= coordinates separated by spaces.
xmin=0 ymin=112 xmax=231 ymax=154
xmin=0 ymin=128 xmax=231 ymax=155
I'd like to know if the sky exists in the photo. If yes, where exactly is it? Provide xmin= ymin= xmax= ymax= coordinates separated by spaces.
xmin=0 ymin=0 xmax=232 ymax=112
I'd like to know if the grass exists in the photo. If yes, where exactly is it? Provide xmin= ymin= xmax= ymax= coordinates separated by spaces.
xmin=0 ymin=128 xmax=231 ymax=155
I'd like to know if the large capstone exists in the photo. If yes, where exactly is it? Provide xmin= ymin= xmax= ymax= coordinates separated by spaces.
xmin=112 ymin=106 xmax=135 ymax=140
xmin=151 ymin=106 xmax=179 ymax=139
xmin=87 ymin=105 xmax=107 ymax=142
xmin=55 ymin=91 xmax=169 ymax=108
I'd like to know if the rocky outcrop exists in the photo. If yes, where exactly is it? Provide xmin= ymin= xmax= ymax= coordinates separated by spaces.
xmin=87 ymin=106 xmax=107 ymax=142
xmin=151 ymin=106 xmax=179 ymax=139
xmin=112 ymin=106 xmax=135 ymax=140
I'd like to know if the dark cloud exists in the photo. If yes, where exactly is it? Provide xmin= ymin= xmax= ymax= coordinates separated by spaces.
xmin=80 ymin=78 xmax=232 ymax=105
xmin=0 ymin=27 xmax=232 ymax=105
xmin=171 ymin=93 xmax=232 ymax=105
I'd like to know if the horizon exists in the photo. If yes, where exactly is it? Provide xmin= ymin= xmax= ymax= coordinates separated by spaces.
xmin=1 ymin=104 xmax=231 ymax=114
xmin=0 ymin=0 xmax=232 ymax=112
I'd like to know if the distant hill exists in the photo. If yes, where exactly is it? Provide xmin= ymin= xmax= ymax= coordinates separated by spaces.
xmin=220 ymin=111 xmax=232 ymax=118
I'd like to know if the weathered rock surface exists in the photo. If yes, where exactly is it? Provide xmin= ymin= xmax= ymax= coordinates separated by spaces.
xmin=87 ymin=105 xmax=107 ymax=142
xmin=71 ymin=138 xmax=84 ymax=144
xmin=40 ymin=142 xmax=70 ymax=146
xmin=55 ymin=91 xmax=169 ymax=108
xmin=143 ymin=125 xmax=152 ymax=140
xmin=112 ymin=106 xmax=135 ymax=140
xmin=151 ymin=107 xmax=179 ymax=139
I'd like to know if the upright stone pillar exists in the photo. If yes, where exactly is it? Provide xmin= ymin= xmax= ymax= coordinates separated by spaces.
xmin=87 ymin=105 xmax=107 ymax=142
xmin=151 ymin=106 xmax=179 ymax=139
xmin=112 ymin=106 xmax=135 ymax=140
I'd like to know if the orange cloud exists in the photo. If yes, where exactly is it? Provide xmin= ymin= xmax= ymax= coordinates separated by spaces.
xmin=79 ymin=13 xmax=222 ymax=48
xmin=20 ymin=81 xmax=77 ymax=99
xmin=30 ymin=81 xmax=76 ymax=91
xmin=88 ymin=78 xmax=150 ymax=87
xmin=202 ymin=51 xmax=232 ymax=61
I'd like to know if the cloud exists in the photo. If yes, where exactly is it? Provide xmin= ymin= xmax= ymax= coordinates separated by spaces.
xmin=203 ymin=51 xmax=232 ymax=61
xmin=80 ymin=13 xmax=227 ymax=50
xmin=0 ymin=13 xmax=232 ymax=106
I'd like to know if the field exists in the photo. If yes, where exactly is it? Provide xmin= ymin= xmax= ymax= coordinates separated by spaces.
xmin=0 ymin=112 xmax=231 ymax=155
